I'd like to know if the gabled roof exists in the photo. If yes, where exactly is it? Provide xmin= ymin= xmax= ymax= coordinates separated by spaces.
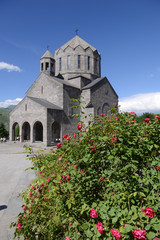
xmin=40 ymin=50 xmax=53 ymax=59
xmin=82 ymin=77 xmax=105 ymax=90
xmin=55 ymin=35 xmax=97 ymax=53
xmin=28 ymin=96 xmax=63 ymax=110
xmin=82 ymin=77 xmax=118 ymax=97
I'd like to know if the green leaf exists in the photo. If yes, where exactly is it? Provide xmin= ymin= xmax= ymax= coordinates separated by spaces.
xmin=112 ymin=217 xmax=118 ymax=223
xmin=147 ymin=232 xmax=156 ymax=240
xmin=145 ymin=224 xmax=151 ymax=230
xmin=153 ymin=224 xmax=160 ymax=231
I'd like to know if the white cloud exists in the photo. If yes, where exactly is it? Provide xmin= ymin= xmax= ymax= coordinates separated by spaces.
xmin=0 ymin=62 xmax=22 ymax=72
xmin=119 ymin=92 xmax=160 ymax=115
xmin=0 ymin=98 xmax=22 ymax=108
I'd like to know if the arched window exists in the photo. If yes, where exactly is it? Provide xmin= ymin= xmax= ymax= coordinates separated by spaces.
xmin=78 ymin=55 xmax=81 ymax=69
xmin=102 ymin=103 xmax=110 ymax=115
xmin=67 ymin=55 xmax=70 ymax=70
xmin=88 ymin=56 xmax=90 ymax=70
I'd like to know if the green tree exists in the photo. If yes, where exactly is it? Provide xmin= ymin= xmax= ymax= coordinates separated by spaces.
xmin=0 ymin=123 xmax=9 ymax=138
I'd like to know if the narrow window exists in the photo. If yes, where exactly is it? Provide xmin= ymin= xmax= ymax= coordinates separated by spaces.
xmin=67 ymin=56 xmax=70 ymax=70
xmin=59 ymin=57 xmax=61 ymax=71
xmin=41 ymin=63 xmax=43 ymax=71
xmin=88 ymin=56 xmax=90 ymax=70
xmin=25 ymin=104 xmax=27 ymax=111
xmin=51 ymin=63 xmax=53 ymax=71
xmin=94 ymin=58 xmax=97 ymax=73
xmin=78 ymin=55 xmax=81 ymax=69
xmin=41 ymin=86 xmax=43 ymax=94
xmin=45 ymin=62 xmax=49 ymax=71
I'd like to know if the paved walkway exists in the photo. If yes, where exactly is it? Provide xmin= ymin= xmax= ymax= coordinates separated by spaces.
xmin=0 ymin=142 xmax=44 ymax=239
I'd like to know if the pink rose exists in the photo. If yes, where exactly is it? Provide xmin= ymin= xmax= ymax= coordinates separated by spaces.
xmin=89 ymin=208 xmax=98 ymax=218
xmin=142 ymin=207 xmax=155 ymax=218
xmin=73 ymin=165 xmax=77 ymax=169
xmin=158 ymin=166 xmax=160 ymax=171
xmin=153 ymin=238 xmax=160 ymax=240
xmin=110 ymin=229 xmax=121 ymax=240
xmin=18 ymin=223 xmax=22 ymax=230
xmin=132 ymin=229 xmax=147 ymax=239
xmin=66 ymin=136 xmax=70 ymax=140
xmin=57 ymin=142 xmax=62 ymax=148
xmin=65 ymin=237 xmax=71 ymax=240
xmin=96 ymin=222 xmax=103 ymax=234
xmin=100 ymin=177 xmax=104 ymax=182
xmin=80 ymin=169 xmax=84 ymax=174
xmin=69 ymin=222 xmax=72 ymax=225
xmin=129 ymin=112 xmax=136 ymax=115
xmin=22 ymin=206 xmax=26 ymax=211
xmin=77 ymin=123 xmax=82 ymax=130
xmin=73 ymin=133 xmax=76 ymax=138
xmin=100 ymin=113 xmax=105 ymax=117
xmin=59 ymin=157 xmax=62 ymax=161
xmin=24 ymin=214 xmax=27 ymax=218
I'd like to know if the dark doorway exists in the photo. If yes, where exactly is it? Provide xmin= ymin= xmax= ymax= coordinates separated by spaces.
xmin=34 ymin=121 xmax=43 ymax=141
xmin=22 ymin=122 xmax=30 ymax=141
xmin=52 ymin=121 xmax=60 ymax=143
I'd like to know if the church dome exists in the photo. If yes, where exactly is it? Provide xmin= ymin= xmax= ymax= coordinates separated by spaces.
xmin=54 ymin=35 xmax=101 ymax=81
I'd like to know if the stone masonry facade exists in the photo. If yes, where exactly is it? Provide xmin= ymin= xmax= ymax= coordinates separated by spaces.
xmin=10 ymin=35 xmax=118 ymax=146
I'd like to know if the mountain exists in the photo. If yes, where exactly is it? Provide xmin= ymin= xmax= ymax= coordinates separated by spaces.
xmin=0 ymin=105 xmax=16 ymax=130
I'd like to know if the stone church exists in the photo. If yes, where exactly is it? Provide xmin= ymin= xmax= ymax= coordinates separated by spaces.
xmin=10 ymin=35 xmax=118 ymax=146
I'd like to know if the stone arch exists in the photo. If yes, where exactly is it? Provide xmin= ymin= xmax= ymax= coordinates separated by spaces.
xmin=12 ymin=122 xmax=20 ymax=141
xmin=51 ymin=121 xmax=61 ymax=143
xmin=102 ymin=103 xmax=110 ymax=115
xmin=33 ymin=121 xmax=43 ymax=142
xmin=22 ymin=122 xmax=30 ymax=141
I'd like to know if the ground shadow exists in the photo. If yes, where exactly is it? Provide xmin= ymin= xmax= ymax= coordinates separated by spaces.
xmin=0 ymin=205 xmax=7 ymax=211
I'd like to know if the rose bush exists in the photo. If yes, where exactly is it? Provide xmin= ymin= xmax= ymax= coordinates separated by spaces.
xmin=11 ymin=111 xmax=160 ymax=239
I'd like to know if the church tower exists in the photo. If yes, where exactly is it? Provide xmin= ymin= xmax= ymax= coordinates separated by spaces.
xmin=40 ymin=50 xmax=55 ymax=76
xmin=54 ymin=35 xmax=101 ymax=81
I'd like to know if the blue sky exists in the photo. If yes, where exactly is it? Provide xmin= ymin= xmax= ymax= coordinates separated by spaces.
xmin=0 ymin=0 xmax=160 ymax=114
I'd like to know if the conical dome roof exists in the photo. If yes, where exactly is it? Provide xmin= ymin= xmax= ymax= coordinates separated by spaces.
xmin=55 ymin=35 xmax=97 ymax=53
xmin=40 ymin=50 xmax=53 ymax=59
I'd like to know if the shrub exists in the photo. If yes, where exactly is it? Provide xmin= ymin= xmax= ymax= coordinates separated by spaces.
xmin=11 ymin=112 xmax=160 ymax=240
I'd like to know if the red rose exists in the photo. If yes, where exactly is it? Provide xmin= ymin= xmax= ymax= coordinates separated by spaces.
xmin=132 ymin=229 xmax=147 ymax=239
xmin=18 ymin=223 xmax=22 ymax=230
xmin=110 ymin=229 xmax=121 ymax=240
xmin=77 ymin=123 xmax=82 ymax=130
xmin=80 ymin=169 xmax=84 ymax=174
xmin=63 ymin=134 xmax=67 ymax=139
xmin=57 ymin=142 xmax=62 ymax=148
xmin=142 ymin=207 xmax=155 ymax=218
xmin=96 ymin=222 xmax=103 ymax=234
xmin=144 ymin=118 xmax=150 ymax=123
xmin=158 ymin=166 xmax=160 ymax=171
xmin=100 ymin=113 xmax=105 ymax=117
xmin=100 ymin=177 xmax=104 ymax=182
xmin=89 ymin=208 xmax=98 ymax=218
xmin=156 ymin=115 xmax=160 ymax=120
xmin=91 ymin=146 xmax=96 ymax=151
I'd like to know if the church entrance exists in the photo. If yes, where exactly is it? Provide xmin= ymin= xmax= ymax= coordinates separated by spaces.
xmin=51 ymin=121 xmax=60 ymax=143
xmin=22 ymin=122 xmax=30 ymax=141
xmin=12 ymin=122 xmax=20 ymax=141
xmin=33 ymin=121 xmax=43 ymax=142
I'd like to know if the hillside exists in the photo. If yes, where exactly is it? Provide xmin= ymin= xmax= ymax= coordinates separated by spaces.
xmin=0 ymin=105 xmax=16 ymax=130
